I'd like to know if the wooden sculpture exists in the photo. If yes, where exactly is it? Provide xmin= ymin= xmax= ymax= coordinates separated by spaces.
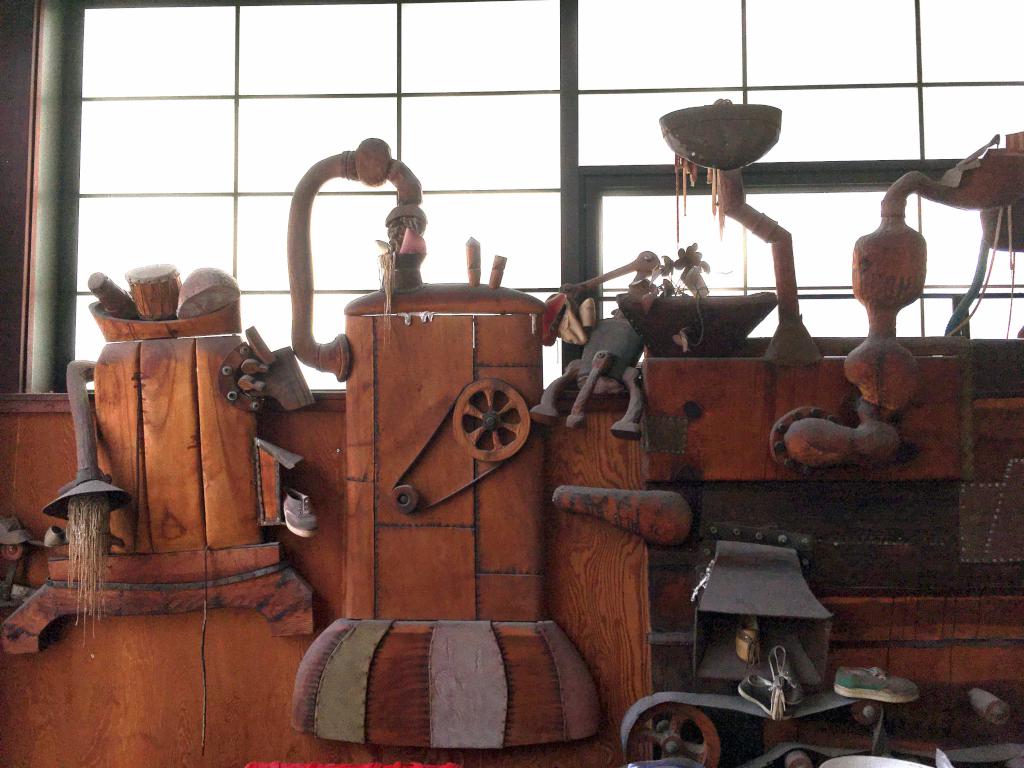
xmin=1 ymin=265 xmax=314 ymax=652
xmin=531 ymin=252 xmax=651 ymax=439
xmin=286 ymin=139 xmax=599 ymax=748
xmin=772 ymin=138 xmax=1024 ymax=470
xmin=660 ymin=99 xmax=821 ymax=367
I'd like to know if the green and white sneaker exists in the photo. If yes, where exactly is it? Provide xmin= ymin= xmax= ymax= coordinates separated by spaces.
xmin=834 ymin=666 xmax=919 ymax=703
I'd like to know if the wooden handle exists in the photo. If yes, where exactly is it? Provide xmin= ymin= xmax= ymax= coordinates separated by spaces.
xmin=551 ymin=485 xmax=692 ymax=545
xmin=87 ymin=273 xmax=139 ymax=319
xmin=466 ymin=237 xmax=481 ymax=287
xmin=488 ymin=255 xmax=507 ymax=289
xmin=245 ymin=326 xmax=276 ymax=365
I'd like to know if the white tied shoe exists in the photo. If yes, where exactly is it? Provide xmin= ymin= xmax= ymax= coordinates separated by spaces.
xmin=283 ymin=488 xmax=317 ymax=538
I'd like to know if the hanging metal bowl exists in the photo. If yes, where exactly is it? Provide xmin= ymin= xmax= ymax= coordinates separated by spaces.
xmin=660 ymin=100 xmax=782 ymax=170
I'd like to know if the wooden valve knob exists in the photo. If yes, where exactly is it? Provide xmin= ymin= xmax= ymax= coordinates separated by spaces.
xmin=488 ymin=255 xmax=507 ymax=289
xmin=125 ymin=264 xmax=181 ymax=320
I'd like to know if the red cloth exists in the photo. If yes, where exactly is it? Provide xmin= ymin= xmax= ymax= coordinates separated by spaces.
xmin=246 ymin=764 xmax=461 ymax=768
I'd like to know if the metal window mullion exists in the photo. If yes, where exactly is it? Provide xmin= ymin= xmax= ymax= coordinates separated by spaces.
xmin=232 ymin=3 xmax=241 ymax=281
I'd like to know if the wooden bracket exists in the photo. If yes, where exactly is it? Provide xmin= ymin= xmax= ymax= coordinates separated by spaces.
xmin=1 ymin=545 xmax=313 ymax=654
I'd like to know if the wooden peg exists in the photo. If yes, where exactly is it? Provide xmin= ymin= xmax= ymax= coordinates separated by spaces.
xmin=466 ymin=237 xmax=481 ymax=287
xmin=244 ymin=326 xmax=276 ymax=365
xmin=488 ymin=255 xmax=507 ymax=289
xmin=87 ymin=272 xmax=139 ymax=319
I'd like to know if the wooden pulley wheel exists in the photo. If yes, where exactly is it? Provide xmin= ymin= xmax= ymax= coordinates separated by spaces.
xmin=623 ymin=701 xmax=721 ymax=768
xmin=2 ymin=543 xmax=24 ymax=562
xmin=452 ymin=378 xmax=530 ymax=462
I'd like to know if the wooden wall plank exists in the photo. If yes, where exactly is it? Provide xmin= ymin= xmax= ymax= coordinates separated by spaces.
xmin=140 ymin=338 xmax=205 ymax=551
xmin=95 ymin=341 xmax=146 ymax=552
xmin=196 ymin=335 xmax=259 ymax=549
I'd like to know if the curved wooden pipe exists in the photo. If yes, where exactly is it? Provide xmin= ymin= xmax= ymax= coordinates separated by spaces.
xmin=287 ymin=139 xmax=423 ymax=382
xmin=67 ymin=361 xmax=104 ymax=487
xmin=552 ymin=486 xmax=692 ymax=546
xmin=718 ymin=170 xmax=820 ymax=366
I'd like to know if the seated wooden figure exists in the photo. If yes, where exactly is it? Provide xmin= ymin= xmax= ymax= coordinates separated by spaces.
xmin=530 ymin=252 xmax=654 ymax=440
xmin=286 ymin=140 xmax=600 ymax=749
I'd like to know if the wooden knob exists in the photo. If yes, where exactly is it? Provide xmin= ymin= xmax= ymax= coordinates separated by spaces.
xmin=125 ymin=264 xmax=181 ymax=320
xmin=355 ymin=138 xmax=392 ymax=187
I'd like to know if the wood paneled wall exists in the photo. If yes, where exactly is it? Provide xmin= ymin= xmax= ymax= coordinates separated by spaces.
xmin=2 ymin=395 xmax=1024 ymax=765
xmin=0 ymin=399 xmax=648 ymax=768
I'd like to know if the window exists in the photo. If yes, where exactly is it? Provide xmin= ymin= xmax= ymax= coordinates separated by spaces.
xmin=40 ymin=0 xmax=1024 ymax=392
xmin=578 ymin=0 xmax=1024 ymax=339
xmin=72 ymin=1 xmax=561 ymax=388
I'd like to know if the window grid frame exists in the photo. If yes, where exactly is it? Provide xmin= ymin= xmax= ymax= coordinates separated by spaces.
xmin=43 ymin=0 xmax=1024 ymax=390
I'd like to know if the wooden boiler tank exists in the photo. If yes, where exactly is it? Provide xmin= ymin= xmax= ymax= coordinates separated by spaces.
xmin=287 ymin=139 xmax=599 ymax=749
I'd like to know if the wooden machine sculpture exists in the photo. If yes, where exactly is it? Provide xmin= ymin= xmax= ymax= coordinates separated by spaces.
xmin=286 ymin=139 xmax=600 ymax=748
xmin=1 ymin=264 xmax=314 ymax=653
xmin=772 ymin=136 xmax=1024 ymax=470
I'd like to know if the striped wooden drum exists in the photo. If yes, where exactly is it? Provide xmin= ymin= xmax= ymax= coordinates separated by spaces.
xmin=292 ymin=619 xmax=600 ymax=748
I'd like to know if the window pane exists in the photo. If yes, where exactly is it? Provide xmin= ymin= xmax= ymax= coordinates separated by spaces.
xmin=755 ymin=88 xmax=920 ymax=162
xmin=241 ymin=293 xmax=351 ymax=390
xmin=799 ymin=297 xmax=869 ymax=337
xmin=78 ymin=197 xmax=233 ymax=291
xmin=237 ymin=195 xmax=394 ymax=292
xmin=964 ymin=297 xmax=1024 ymax=339
xmin=579 ymin=0 xmax=742 ymax=90
xmin=747 ymin=0 xmax=916 ymax=86
xmin=402 ymin=95 xmax=559 ymax=190
xmin=83 ymin=7 xmax=235 ymax=97
xmin=419 ymin=193 xmax=560 ymax=288
xmin=402 ymin=1 xmax=557 ymax=92
xmin=921 ymin=0 xmax=1024 ymax=82
xmin=240 ymin=5 xmax=397 ymax=95
xmin=75 ymin=296 xmax=108 ymax=361
xmin=600 ymin=195 xmax=746 ymax=291
xmin=744 ymin=191 xmax=883 ymax=289
xmin=579 ymin=91 xmax=737 ymax=166
xmin=923 ymin=296 xmax=956 ymax=336
xmin=919 ymin=199 xmax=997 ymax=286
xmin=80 ymin=101 xmax=234 ymax=193
xmin=923 ymin=86 xmax=1024 ymax=159
xmin=237 ymin=98 xmax=397 ymax=192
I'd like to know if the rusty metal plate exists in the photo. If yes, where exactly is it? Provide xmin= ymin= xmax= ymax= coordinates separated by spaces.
xmin=642 ymin=413 xmax=688 ymax=455
xmin=960 ymin=457 xmax=1024 ymax=563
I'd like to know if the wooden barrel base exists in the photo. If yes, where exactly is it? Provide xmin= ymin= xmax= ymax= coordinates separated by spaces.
xmin=292 ymin=618 xmax=600 ymax=748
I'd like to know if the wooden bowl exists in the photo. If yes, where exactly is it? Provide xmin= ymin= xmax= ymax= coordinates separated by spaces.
xmin=616 ymin=291 xmax=778 ymax=358
xmin=660 ymin=101 xmax=781 ymax=170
